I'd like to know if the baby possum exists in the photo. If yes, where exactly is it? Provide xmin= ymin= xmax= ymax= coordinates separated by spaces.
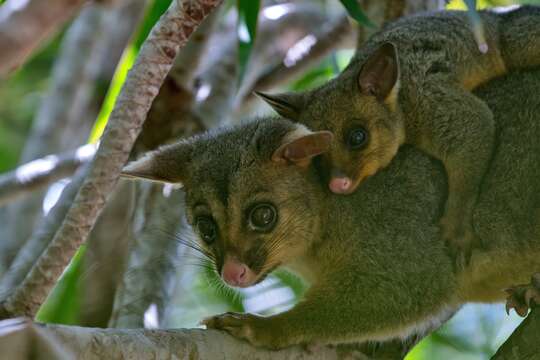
xmin=257 ymin=6 xmax=540 ymax=265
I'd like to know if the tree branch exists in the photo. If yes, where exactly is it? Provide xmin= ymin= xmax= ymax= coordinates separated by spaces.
xmin=0 ymin=318 xmax=357 ymax=359
xmin=0 ymin=164 xmax=90 ymax=301
xmin=0 ymin=145 xmax=95 ymax=207
xmin=0 ymin=0 xmax=224 ymax=319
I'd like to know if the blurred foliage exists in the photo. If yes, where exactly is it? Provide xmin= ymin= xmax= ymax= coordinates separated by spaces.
xmin=237 ymin=0 xmax=261 ymax=84
xmin=339 ymin=0 xmax=376 ymax=27
xmin=0 ymin=34 xmax=62 ymax=171
xmin=0 ymin=0 xmax=532 ymax=359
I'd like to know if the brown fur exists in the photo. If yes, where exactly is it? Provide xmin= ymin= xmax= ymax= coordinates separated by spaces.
xmin=259 ymin=6 xmax=540 ymax=268
xmin=122 ymin=69 xmax=540 ymax=349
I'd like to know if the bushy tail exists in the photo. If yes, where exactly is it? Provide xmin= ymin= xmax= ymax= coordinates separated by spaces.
xmin=499 ymin=5 xmax=540 ymax=69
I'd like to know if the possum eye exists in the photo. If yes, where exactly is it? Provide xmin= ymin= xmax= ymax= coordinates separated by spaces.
xmin=249 ymin=203 xmax=277 ymax=232
xmin=196 ymin=216 xmax=217 ymax=244
xmin=347 ymin=127 xmax=368 ymax=150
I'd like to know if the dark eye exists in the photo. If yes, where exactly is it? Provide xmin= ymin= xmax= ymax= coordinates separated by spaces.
xmin=196 ymin=216 xmax=217 ymax=244
xmin=249 ymin=203 xmax=277 ymax=232
xmin=347 ymin=127 xmax=368 ymax=150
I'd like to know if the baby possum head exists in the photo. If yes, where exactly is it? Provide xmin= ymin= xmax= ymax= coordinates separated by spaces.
xmin=122 ymin=118 xmax=332 ymax=288
xmin=257 ymin=42 xmax=405 ymax=195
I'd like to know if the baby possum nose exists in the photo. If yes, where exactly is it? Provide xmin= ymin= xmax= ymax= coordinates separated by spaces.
xmin=329 ymin=176 xmax=353 ymax=194
xmin=222 ymin=259 xmax=255 ymax=287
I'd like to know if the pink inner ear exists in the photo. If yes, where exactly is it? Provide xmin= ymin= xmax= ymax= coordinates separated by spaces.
xmin=272 ymin=131 xmax=333 ymax=166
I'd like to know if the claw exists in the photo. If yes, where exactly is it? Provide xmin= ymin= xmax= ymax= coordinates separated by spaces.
xmin=504 ymin=273 xmax=540 ymax=317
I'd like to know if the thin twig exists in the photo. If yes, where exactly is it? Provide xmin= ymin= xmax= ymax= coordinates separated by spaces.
xmin=0 ymin=164 xmax=90 ymax=301
xmin=0 ymin=145 xmax=95 ymax=207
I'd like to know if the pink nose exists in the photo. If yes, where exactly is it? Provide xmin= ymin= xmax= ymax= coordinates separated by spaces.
xmin=222 ymin=260 xmax=248 ymax=287
xmin=329 ymin=177 xmax=352 ymax=194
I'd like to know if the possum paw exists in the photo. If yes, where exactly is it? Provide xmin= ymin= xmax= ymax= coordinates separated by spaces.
xmin=505 ymin=273 xmax=540 ymax=317
xmin=202 ymin=312 xmax=285 ymax=349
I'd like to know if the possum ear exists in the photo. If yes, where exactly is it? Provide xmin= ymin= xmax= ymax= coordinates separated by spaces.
xmin=255 ymin=91 xmax=305 ymax=121
xmin=121 ymin=142 xmax=191 ymax=185
xmin=358 ymin=42 xmax=399 ymax=102
xmin=272 ymin=125 xmax=333 ymax=168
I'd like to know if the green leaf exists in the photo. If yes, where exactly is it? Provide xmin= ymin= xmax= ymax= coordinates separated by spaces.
xmin=236 ymin=0 xmax=261 ymax=85
xmin=133 ymin=0 xmax=173 ymax=51
xmin=36 ymin=245 xmax=86 ymax=325
xmin=339 ymin=0 xmax=376 ymax=28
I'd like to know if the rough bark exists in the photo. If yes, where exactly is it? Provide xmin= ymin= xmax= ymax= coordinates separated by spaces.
xmin=0 ymin=4 xmax=111 ymax=271
xmin=0 ymin=0 xmax=224 ymax=320
xmin=0 ymin=318 xmax=73 ymax=360
xmin=491 ymin=309 xmax=540 ymax=360
xmin=0 ymin=0 xmax=88 ymax=75
xmin=0 ymin=319 xmax=359 ymax=360
xmin=0 ymin=317 xmax=446 ymax=359
xmin=0 ymin=145 xmax=95 ymax=207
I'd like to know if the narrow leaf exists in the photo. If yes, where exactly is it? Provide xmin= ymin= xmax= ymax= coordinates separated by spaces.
xmin=236 ymin=0 xmax=261 ymax=85
xmin=339 ymin=0 xmax=376 ymax=28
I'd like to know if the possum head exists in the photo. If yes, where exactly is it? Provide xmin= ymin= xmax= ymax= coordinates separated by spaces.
xmin=123 ymin=118 xmax=332 ymax=288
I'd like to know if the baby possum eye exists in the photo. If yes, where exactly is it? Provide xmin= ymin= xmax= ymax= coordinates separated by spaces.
xmin=248 ymin=203 xmax=277 ymax=232
xmin=195 ymin=216 xmax=218 ymax=244
xmin=347 ymin=127 xmax=369 ymax=150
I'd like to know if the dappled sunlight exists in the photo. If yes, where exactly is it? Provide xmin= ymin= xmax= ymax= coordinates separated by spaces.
xmin=0 ymin=0 xmax=30 ymax=22
xmin=42 ymin=178 xmax=69 ymax=214
xmin=15 ymin=156 xmax=57 ymax=183
xmin=144 ymin=303 xmax=159 ymax=329
xmin=284 ymin=34 xmax=317 ymax=68
xmin=262 ymin=4 xmax=290 ymax=21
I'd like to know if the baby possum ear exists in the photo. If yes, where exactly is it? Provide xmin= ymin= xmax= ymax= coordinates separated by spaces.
xmin=272 ymin=125 xmax=333 ymax=168
xmin=255 ymin=91 xmax=305 ymax=120
xmin=358 ymin=42 xmax=400 ymax=103
xmin=121 ymin=142 xmax=191 ymax=185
